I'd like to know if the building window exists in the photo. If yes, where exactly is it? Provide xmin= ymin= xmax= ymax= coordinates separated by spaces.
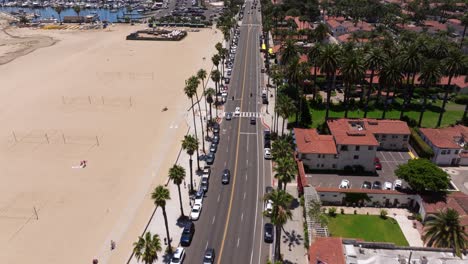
xmin=455 ymin=150 xmax=459 ymax=154
xmin=368 ymin=146 xmax=373 ymax=150
xmin=333 ymin=195 xmax=337 ymax=197
xmin=341 ymin=145 xmax=348 ymax=151
xmin=321 ymin=194 xmax=324 ymax=197
xmin=375 ymin=134 xmax=379 ymax=139
xmin=447 ymin=150 xmax=451 ymax=155
xmin=441 ymin=150 xmax=446 ymax=155
xmin=403 ymin=135 xmax=409 ymax=140
xmin=382 ymin=135 xmax=387 ymax=139
xmin=334 ymin=154 xmax=339 ymax=159
xmin=332 ymin=164 xmax=336 ymax=168
xmin=392 ymin=135 xmax=398 ymax=139
xmin=317 ymin=164 xmax=320 ymax=168
xmin=356 ymin=146 xmax=360 ymax=151
xmin=354 ymin=155 xmax=359 ymax=159
xmin=321 ymin=164 xmax=324 ymax=168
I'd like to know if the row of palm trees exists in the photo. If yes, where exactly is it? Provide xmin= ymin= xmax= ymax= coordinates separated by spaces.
xmin=275 ymin=34 xmax=467 ymax=128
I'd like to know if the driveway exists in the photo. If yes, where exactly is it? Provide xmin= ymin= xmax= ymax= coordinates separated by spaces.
xmin=442 ymin=167 xmax=468 ymax=194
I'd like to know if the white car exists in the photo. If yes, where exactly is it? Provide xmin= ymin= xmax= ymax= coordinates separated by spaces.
xmin=170 ymin=247 xmax=185 ymax=264
xmin=264 ymin=199 xmax=273 ymax=215
xmin=234 ymin=107 xmax=241 ymax=116
xmin=394 ymin=180 xmax=402 ymax=190
xmin=339 ymin=179 xmax=350 ymax=189
xmin=194 ymin=190 xmax=204 ymax=205
xmin=264 ymin=148 xmax=272 ymax=159
xmin=222 ymin=91 xmax=228 ymax=97
xmin=190 ymin=203 xmax=202 ymax=220
xmin=384 ymin=181 xmax=393 ymax=190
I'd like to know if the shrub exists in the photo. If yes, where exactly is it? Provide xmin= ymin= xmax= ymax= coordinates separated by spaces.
xmin=409 ymin=128 xmax=434 ymax=159
xmin=401 ymin=116 xmax=418 ymax=127
xmin=340 ymin=208 xmax=345 ymax=214
xmin=354 ymin=210 xmax=357 ymax=215
xmin=380 ymin=209 xmax=388 ymax=219
xmin=328 ymin=207 xmax=337 ymax=217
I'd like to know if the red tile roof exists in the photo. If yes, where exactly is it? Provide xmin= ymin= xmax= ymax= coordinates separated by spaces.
xmin=363 ymin=119 xmax=411 ymax=135
xmin=422 ymin=192 xmax=468 ymax=226
xmin=327 ymin=119 xmax=376 ymax=146
xmin=448 ymin=18 xmax=462 ymax=26
xmin=294 ymin=128 xmax=338 ymax=154
xmin=419 ymin=125 xmax=468 ymax=149
xmin=309 ymin=237 xmax=345 ymax=264
xmin=315 ymin=187 xmax=405 ymax=195
xmin=423 ymin=20 xmax=448 ymax=31
xmin=326 ymin=19 xmax=342 ymax=29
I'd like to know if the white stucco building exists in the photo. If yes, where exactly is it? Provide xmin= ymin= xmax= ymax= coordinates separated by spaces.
xmin=419 ymin=125 xmax=468 ymax=166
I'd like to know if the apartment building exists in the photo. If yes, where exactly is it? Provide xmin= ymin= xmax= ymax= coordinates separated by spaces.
xmin=419 ymin=125 xmax=468 ymax=166
xmin=294 ymin=119 xmax=410 ymax=172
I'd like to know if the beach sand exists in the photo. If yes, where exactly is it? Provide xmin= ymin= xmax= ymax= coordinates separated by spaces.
xmin=0 ymin=23 xmax=221 ymax=264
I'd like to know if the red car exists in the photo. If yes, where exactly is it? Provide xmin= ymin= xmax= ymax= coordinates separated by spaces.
xmin=374 ymin=157 xmax=382 ymax=170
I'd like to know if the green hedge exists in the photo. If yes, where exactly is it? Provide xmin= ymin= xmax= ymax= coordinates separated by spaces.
xmin=410 ymin=128 xmax=434 ymax=159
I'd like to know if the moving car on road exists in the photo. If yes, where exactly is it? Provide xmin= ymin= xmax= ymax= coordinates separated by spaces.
xmin=222 ymin=169 xmax=230 ymax=184
xmin=250 ymin=117 xmax=256 ymax=125
xmin=264 ymin=223 xmax=274 ymax=243
xmin=225 ymin=112 xmax=233 ymax=120
xmin=170 ymin=247 xmax=185 ymax=264
xmin=203 ymin=248 xmax=215 ymax=264
xmin=234 ymin=106 xmax=241 ymax=116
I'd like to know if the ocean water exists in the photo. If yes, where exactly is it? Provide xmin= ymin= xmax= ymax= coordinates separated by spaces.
xmin=0 ymin=6 xmax=143 ymax=22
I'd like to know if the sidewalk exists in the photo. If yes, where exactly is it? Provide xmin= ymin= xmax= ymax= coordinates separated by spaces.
xmin=280 ymin=186 xmax=308 ymax=264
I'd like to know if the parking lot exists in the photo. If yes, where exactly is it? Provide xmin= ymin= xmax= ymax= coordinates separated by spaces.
xmin=306 ymin=151 xmax=412 ymax=190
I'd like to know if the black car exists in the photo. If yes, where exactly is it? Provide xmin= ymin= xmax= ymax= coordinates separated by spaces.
xmin=201 ymin=176 xmax=209 ymax=192
xmin=212 ymin=135 xmax=219 ymax=144
xmin=206 ymin=152 xmax=215 ymax=165
xmin=180 ymin=222 xmax=195 ymax=246
xmin=264 ymin=140 xmax=271 ymax=149
xmin=250 ymin=117 xmax=256 ymax=125
xmin=210 ymin=143 xmax=218 ymax=153
xmin=264 ymin=223 xmax=274 ymax=243
xmin=213 ymin=123 xmax=220 ymax=134
xmin=203 ymin=248 xmax=215 ymax=264
xmin=264 ymin=130 xmax=271 ymax=141
xmin=265 ymin=186 xmax=273 ymax=194
xmin=362 ymin=181 xmax=372 ymax=189
xmin=372 ymin=181 xmax=382 ymax=190
xmin=225 ymin=112 xmax=233 ymax=120
xmin=222 ymin=169 xmax=230 ymax=184
xmin=225 ymin=78 xmax=230 ymax=84
xmin=262 ymin=97 xmax=269 ymax=104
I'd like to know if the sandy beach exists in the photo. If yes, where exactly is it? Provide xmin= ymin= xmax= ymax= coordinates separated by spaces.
xmin=0 ymin=22 xmax=221 ymax=264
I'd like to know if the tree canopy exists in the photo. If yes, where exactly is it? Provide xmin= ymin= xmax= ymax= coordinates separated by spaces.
xmin=395 ymin=159 xmax=450 ymax=192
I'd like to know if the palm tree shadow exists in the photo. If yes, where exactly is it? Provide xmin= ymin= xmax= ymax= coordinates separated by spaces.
xmin=176 ymin=215 xmax=190 ymax=228
xmin=289 ymin=198 xmax=300 ymax=210
xmin=282 ymin=229 xmax=304 ymax=250
xmin=161 ymin=252 xmax=173 ymax=264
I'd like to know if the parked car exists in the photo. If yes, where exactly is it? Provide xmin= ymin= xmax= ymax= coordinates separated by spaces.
xmin=234 ymin=106 xmax=241 ymax=116
xmin=394 ymin=179 xmax=402 ymax=190
xmin=213 ymin=123 xmax=220 ymax=133
xmin=210 ymin=143 xmax=218 ymax=153
xmin=203 ymin=248 xmax=215 ymax=264
xmin=206 ymin=152 xmax=215 ymax=165
xmin=265 ymin=186 xmax=273 ymax=194
xmin=372 ymin=181 xmax=382 ymax=190
xmin=339 ymin=179 xmax=350 ymax=189
xmin=194 ymin=189 xmax=204 ymax=205
xmin=201 ymin=176 xmax=209 ymax=192
xmin=384 ymin=181 xmax=393 ymax=190
xmin=190 ymin=203 xmax=202 ymax=220
xmin=170 ymin=247 xmax=185 ymax=264
xmin=362 ymin=181 xmax=372 ymax=189
xmin=264 ymin=139 xmax=271 ymax=149
xmin=374 ymin=157 xmax=382 ymax=170
xmin=225 ymin=112 xmax=233 ymax=120
xmin=224 ymin=77 xmax=230 ymax=84
xmin=212 ymin=135 xmax=219 ymax=144
xmin=222 ymin=169 xmax=230 ymax=184
xmin=264 ymin=148 xmax=272 ymax=159
xmin=264 ymin=130 xmax=271 ymax=141
xmin=264 ymin=223 xmax=274 ymax=243
xmin=180 ymin=222 xmax=195 ymax=246
xmin=264 ymin=200 xmax=273 ymax=215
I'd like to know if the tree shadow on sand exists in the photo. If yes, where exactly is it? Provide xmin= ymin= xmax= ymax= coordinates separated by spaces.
xmin=282 ymin=229 xmax=303 ymax=251
xmin=176 ymin=215 xmax=190 ymax=228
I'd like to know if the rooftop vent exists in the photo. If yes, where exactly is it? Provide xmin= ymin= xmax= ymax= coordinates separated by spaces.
xmin=346 ymin=131 xmax=366 ymax=136
xmin=304 ymin=135 xmax=311 ymax=143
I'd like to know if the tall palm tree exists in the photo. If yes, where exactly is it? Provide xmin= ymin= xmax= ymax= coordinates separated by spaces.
xmin=211 ymin=54 xmax=221 ymax=72
xmin=133 ymin=232 xmax=162 ymax=264
xmin=54 ymin=6 xmax=63 ymax=24
xmin=313 ymin=23 xmax=330 ymax=43
xmin=460 ymin=13 xmax=468 ymax=49
xmin=182 ymin=134 xmax=198 ymax=193
xmin=197 ymin=69 xmax=208 ymax=120
xmin=274 ymin=155 xmax=296 ymax=190
xmin=215 ymin=42 xmax=223 ymax=54
xmin=265 ymin=190 xmax=293 ymax=261
xmin=271 ymin=137 xmax=292 ymax=161
xmin=280 ymin=39 xmax=298 ymax=66
xmin=341 ymin=50 xmax=365 ymax=118
xmin=307 ymin=44 xmax=322 ymax=100
xmin=187 ymin=75 xmax=206 ymax=153
xmin=423 ymin=208 xmax=467 ymax=258
xmin=363 ymin=47 xmax=386 ymax=117
xmin=379 ymin=57 xmax=403 ymax=119
xmin=275 ymin=94 xmax=296 ymax=135
xmin=184 ymin=78 xmax=202 ymax=169
xmin=417 ymin=59 xmax=442 ymax=126
xmin=204 ymin=87 xmax=216 ymax=122
xmin=73 ymin=5 xmax=81 ymax=17
xmin=219 ymin=48 xmax=228 ymax=79
xmin=151 ymin=186 xmax=172 ymax=254
xmin=318 ymin=44 xmax=341 ymax=120
xmin=438 ymin=49 xmax=467 ymax=127
xmin=399 ymin=43 xmax=422 ymax=120
xmin=210 ymin=70 xmax=221 ymax=117
xmin=168 ymin=164 xmax=186 ymax=217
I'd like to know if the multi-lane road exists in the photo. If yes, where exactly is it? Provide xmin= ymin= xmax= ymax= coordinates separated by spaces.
xmin=185 ymin=1 xmax=272 ymax=263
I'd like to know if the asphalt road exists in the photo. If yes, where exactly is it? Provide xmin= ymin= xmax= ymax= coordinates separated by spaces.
xmin=184 ymin=1 xmax=272 ymax=263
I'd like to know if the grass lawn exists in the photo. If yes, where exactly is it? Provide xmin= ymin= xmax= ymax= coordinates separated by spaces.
xmin=327 ymin=214 xmax=409 ymax=246
xmin=306 ymin=101 xmax=464 ymax=129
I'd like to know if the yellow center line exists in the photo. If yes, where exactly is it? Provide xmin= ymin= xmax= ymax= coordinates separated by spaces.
xmin=217 ymin=25 xmax=251 ymax=264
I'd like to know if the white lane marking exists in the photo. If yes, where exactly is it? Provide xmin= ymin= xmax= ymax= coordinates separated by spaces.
xmin=239 ymin=132 xmax=257 ymax=135
xmin=205 ymin=241 xmax=209 ymax=250
xmin=244 ymin=192 xmax=246 ymax=200
xmin=237 ymin=237 xmax=240 ymax=248
xmin=224 ymin=161 xmax=227 ymax=166
xmin=247 ymin=135 xmax=249 ymax=152
xmin=245 ymin=174 xmax=248 ymax=181
xmin=217 ymin=194 xmax=220 ymax=202
xmin=212 ymin=215 xmax=216 ymax=224
xmin=241 ymin=212 xmax=244 ymax=222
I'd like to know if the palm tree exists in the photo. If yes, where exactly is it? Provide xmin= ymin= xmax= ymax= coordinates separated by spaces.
xmin=184 ymin=79 xmax=202 ymax=169
xmin=271 ymin=138 xmax=292 ymax=161
xmin=54 ymin=6 xmax=63 ymax=24
xmin=341 ymin=50 xmax=365 ymax=118
xmin=72 ymin=5 xmax=81 ymax=18
xmin=197 ymin=69 xmax=208 ymax=120
xmin=210 ymin=70 xmax=221 ymax=117
xmin=280 ymin=39 xmax=298 ymax=66
xmin=363 ymin=47 xmax=386 ymax=117
xmin=187 ymin=75 xmax=206 ymax=153
xmin=399 ymin=44 xmax=422 ymax=120
xmin=211 ymin=54 xmax=221 ymax=72
xmin=274 ymin=156 xmax=296 ymax=190
xmin=204 ymin=87 xmax=216 ymax=122
xmin=133 ymin=232 xmax=162 ymax=264
xmin=437 ymin=49 xmax=467 ymax=127
xmin=379 ymin=57 xmax=403 ymax=119
xmin=307 ymin=44 xmax=322 ymax=100
xmin=423 ymin=208 xmax=467 ymax=258
xmin=313 ymin=23 xmax=330 ymax=43
xmin=151 ymin=185 xmax=172 ymax=254
xmin=275 ymin=94 xmax=296 ymax=135
xmin=460 ymin=13 xmax=468 ymax=49
xmin=168 ymin=164 xmax=186 ymax=217
xmin=417 ymin=59 xmax=442 ymax=126
xmin=181 ymin=134 xmax=198 ymax=193
xmin=318 ymin=44 xmax=341 ymax=121
xmin=265 ymin=190 xmax=293 ymax=261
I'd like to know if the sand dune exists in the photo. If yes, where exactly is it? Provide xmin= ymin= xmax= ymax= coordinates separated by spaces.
xmin=0 ymin=24 xmax=221 ymax=264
